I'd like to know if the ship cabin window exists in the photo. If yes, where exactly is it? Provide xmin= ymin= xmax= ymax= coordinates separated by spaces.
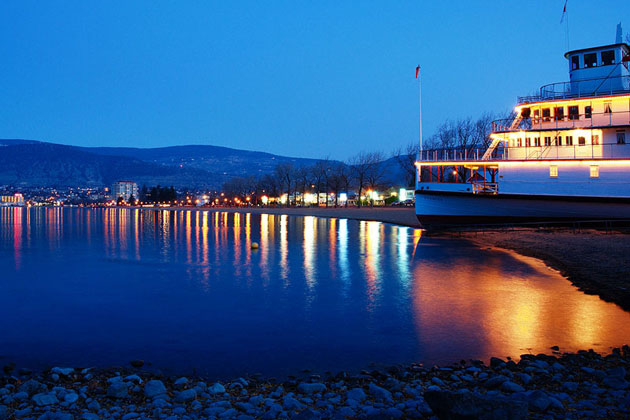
xmin=525 ymin=138 xmax=531 ymax=147
xmin=549 ymin=165 xmax=558 ymax=178
xmin=618 ymin=132 xmax=627 ymax=144
xmin=566 ymin=135 xmax=573 ymax=146
xmin=534 ymin=137 xmax=541 ymax=146
xmin=592 ymin=135 xmax=600 ymax=145
xmin=604 ymin=102 xmax=612 ymax=114
xmin=584 ymin=52 xmax=597 ymax=68
xmin=556 ymin=136 xmax=562 ymax=146
xmin=544 ymin=136 xmax=552 ymax=146
xmin=554 ymin=107 xmax=564 ymax=121
xmin=585 ymin=106 xmax=592 ymax=118
xmin=571 ymin=55 xmax=580 ymax=70
xmin=542 ymin=108 xmax=551 ymax=122
xmin=590 ymin=166 xmax=599 ymax=178
xmin=533 ymin=109 xmax=540 ymax=124
xmin=516 ymin=138 xmax=522 ymax=147
xmin=601 ymin=50 xmax=615 ymax=66
xmin=578 ymin=136 xmax=586 ymax=146
xmin=568 ymin=106 xmax=579 ymax=120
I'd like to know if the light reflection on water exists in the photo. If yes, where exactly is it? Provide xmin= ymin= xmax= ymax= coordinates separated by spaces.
xmin=2 ymin=207 xmax=630 ymax=378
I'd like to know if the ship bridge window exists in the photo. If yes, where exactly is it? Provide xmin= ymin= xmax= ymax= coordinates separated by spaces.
xmin=542 ymin=108 xmax=551 ymax=122
xmin=585 ymin=105 xmax=592 ymax=118
xmin=571 ymin=55 xmax=580 ymax=70
xmin=584 ymin=53 xmax=597 ymax=68
xmin=568 ymin=106 xmax=579 ymax=120
xmin=554 ymin=107 xmax=564 ymax=121
xmin=601 ymin=50 xmax=615 ymax=66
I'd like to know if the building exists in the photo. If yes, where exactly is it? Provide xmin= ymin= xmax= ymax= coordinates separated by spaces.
xmin=0 ymin=193 xmax=25 ymax=206
xmin=113 ymin=181 xmax=139 ymax=202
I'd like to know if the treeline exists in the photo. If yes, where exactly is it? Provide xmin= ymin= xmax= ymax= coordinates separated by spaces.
xmin=223 ymin=152 xmax=387 ymax=207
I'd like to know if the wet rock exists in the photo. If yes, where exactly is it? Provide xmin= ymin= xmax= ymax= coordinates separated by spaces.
xmin=347 ymin=388 xmax=367 ymax=402
xmin=175 ymin=388 xmax=197 ymax=402
xmin=282 ymin=395 xmax=305 ymax=411
xmin=490 ymin=357 xmax=506 ymax=368
xmin=424 ymin=389 xmax=528 ymax=420
xmin=298 ymin=382 xmax=326 ymax=395
xmin=19 ymin=379 xmax=47 ymax=396
xmin=527 ymin=390 xmax=551 ymax=412
xmin=368 ymin=383 xmax=392 ymax=401
xmin=208 ymin=382 xmax=226 ymax=395
xmin=51 ymin=367 xmax=74 ymax=376
xmin=602 ymin=376 xmax=629 ymax=390
xmin=484 ymin=375 xmax=508 ymax=389
xmin=32 ymin=392 xmax=59 ymax=406
xmin=293 ymin=408 xmax=321 ymax=420
xmin=107 ymin=382 xmax=130 ymax=399
xmin=145 ymin=380 xmax=167 ymax=398
xmin=0 ymin=406 xmax=7 ymax=420
xmin=501 ymin=381 xmax=525 ymax=393
xmin=174 ymin=377 xmax=188 ymax=388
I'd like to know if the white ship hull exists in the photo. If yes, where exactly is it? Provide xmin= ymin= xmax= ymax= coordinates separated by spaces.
xmin=415 ymin=190 xmax=630 ymax=229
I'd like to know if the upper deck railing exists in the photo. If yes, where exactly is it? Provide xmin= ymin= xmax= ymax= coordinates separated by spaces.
xmin=418 ymin=147 xmax=506 ymax=162
xmin=491 ymin=109 xmax=630 ymax=133
xmin=517 ymin=75 xmax=630 ymax=104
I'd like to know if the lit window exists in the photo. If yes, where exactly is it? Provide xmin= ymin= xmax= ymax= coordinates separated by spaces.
xmin=585 ymin=106 xmax=592 ymax=118
xmin=568 ymin=106 xmax=579 ymax=120
xmin=525 ymin=138 xmax=531 ymax=147
xmin=578 ymin=136 xmax=586 ymax=146
xmin=584 ymin=53 xmax=597 ymax=68
xmin=517 ymin=138 xmax=522 ymax=147
xmin=590 ymin=166 xmax=599 ymax=178
xmin=618 ymin=132 xmax=626 ymax=144
xmin=571 ymin=55 xmax=580 ymax=70
xmin=554 ymin=107 xmax=564 ymax=121
xmin=544 ymin=136 xmax=551 ymax=146
xmin=534 ymin=137 xmax=541 ymax=146
xmin=601 ymin=50 xmax=615 ymax=66
xmin=592 ymin=135 xmax=599 ymax=145
xmin=550 ymin=166 xmax=558 ymax=178
xmin=533 ymin=109 xmax=540 ymax=124
xmin=542 ymin=108 xmax=551 ymax=122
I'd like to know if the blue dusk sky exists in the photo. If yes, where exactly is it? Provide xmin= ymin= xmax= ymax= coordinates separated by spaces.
xmin=0 ymin=1 xmax=628 ymax=160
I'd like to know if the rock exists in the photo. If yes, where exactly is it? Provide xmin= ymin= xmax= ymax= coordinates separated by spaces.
xmin=297 ymin=382 xmax=327 ymax=395
xmin=208 ymin=382 xmax=226 ymax=394
xmin=608 ymin=366 xmax=627 ymax=379
xmin=602 ymin=376 xmax=629 ymax=390
xmin=293 ymin=408 xmax=321 ymax=420
xmin=13 ymin=391 xmax=28 ymax=401
xmin=64 ymin=392 xmax=79 ymax=403
xmin=130 ymin=360 xmax=144 ymax=368
xmin=51 ymin=367 xmax=74 ymax=376
xmin=144 ymin=380 xmax=167 ymax=398
xmin=0 ymin=406 xmax=7 ymax=420
xmin=368 ymin=383 xmax=392 ymax=401
xmin=82 ymin=414 xmax=100 ymax=420
xmin=528 ymin=390 xmax=551 ymax=412
xmin=517 ymin=373 xmax=532 ymax=385
xmin=15 ymin=408 xmax=32 ymax=418
xmin=501 ymin=381 xmax=525 ymax=393
xmin=424 ymin=389 xmax=528 ymax=420
xmin=282 ymin=395 xmax=305 ymax=411
xmin=107 ymin=382 xmax=130 ymax=399
xmin=347 ymin=388 xmax=367 ymax=402
xmin=174 ymin=377 xmax=189 ymax=388
xmin=19 ymin=379 xmax=47 ymax=396
xmin=550 ymin=346 xmax=560 ymax=351
xmin=32 ymin=393 xmax=59 ymax=406
xmin=490 ymin=357 xmax=506 ymax=368
xmin=484 ymin=375 xmax=509 ymax=389
xmin=175 ymin=388 xmax=197 ymax=402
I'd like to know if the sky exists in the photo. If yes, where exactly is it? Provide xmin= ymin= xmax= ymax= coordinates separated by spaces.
xmin=0 ymin=1 xmax=628 ymax=160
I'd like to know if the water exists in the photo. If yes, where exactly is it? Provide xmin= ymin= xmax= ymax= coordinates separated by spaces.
xmin=2 ymin=207 xmax=630 ymax=378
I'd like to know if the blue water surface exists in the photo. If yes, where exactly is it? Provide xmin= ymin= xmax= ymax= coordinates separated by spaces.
xmin=2 ymin=207 xmax=630 ymax=378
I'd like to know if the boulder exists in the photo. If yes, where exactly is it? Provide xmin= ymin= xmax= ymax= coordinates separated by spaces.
xmin=424 ymin=389 xmax=528 ymax=420
xmin=297 ymin=383 xmax=326 ymax=395
xmin=106 ymin=382 xmax=130 ymax=399
xmin=144 ymin=380 xmax=167 ymax=398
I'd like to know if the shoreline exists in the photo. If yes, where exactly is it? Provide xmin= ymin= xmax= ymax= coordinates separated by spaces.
xmin=2 ymin=347 xmax=630 ymax=419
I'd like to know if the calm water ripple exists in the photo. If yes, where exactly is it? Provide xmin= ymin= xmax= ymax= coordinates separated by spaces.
xmin=2 ymin=207 xmax=630 ymax=378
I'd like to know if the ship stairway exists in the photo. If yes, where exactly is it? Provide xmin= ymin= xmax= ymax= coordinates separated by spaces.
xmin=481 ymin=137 xmax=503 ymax=160
xmin=509 ymin=114 xmax=523 ymax=130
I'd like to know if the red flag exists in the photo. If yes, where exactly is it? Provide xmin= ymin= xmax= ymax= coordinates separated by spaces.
xmin=560 ymin=0 xmax=568 ymax=23
xmin=415 ymin=66 xmax=420 ymax=78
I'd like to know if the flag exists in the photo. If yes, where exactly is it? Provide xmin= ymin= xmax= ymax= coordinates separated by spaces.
xmin=560 ymin=0 xmax=568 ymax=23
xmin=415 ymin=66 xmax=420 ymax=78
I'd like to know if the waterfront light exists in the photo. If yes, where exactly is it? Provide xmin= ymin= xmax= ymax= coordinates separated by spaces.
xmin=261 ymin=195 xmax=269 ymax=205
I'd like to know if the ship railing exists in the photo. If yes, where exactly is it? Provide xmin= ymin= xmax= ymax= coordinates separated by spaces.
xmin=517 ymin=75 xmax=630 ymax=104
xmin=472 ymin=182 xmax=498 ymax=194
xmin=417 ymin=147 xmax=506 ymax=162
xmin=492 ymin=110 xmax=630 ymax=133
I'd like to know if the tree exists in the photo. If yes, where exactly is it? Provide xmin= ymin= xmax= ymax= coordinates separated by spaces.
xmin=348 ymin=152 xmax=382 ymax=207
xmin=328 ymin=163 xmax=349 ymax=207
xmin=274 ymin=163 xmax=295 ymax=206
xmin=295 ymin=167 xmax=311 ymax=206
xmin=116 ymin=196 xmax=125 ymax=206
xmin=311 ymin=158 xmax=331 ymax=207
xmin=128 ymin=194 xmax=137 ymax=206
xmin=365 ymin=152 xmax=386 ymax=206
xmin=393 ymin=143 xmax=421 ymax=188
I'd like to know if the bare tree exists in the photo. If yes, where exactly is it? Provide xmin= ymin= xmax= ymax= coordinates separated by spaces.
xmin=274 ymin=163 xmax=295 ymax=206
xmin=295 ymin=166 xmax=311 ymax=206
xmin=365 ymin=152 xmax=386 ymax=206
xmin=311 ymin=158 xmax=331 ymax=207
xmin=348 ymin=152 xmax=382 ymax=207
xmin=393 ymin=142 xmax=420 ymax=188
xmin=328 ymin=163 xmax=349 ymax=207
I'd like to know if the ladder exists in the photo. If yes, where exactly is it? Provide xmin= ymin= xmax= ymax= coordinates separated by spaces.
xmin=481 ymin=137 xmax=503 ymax=160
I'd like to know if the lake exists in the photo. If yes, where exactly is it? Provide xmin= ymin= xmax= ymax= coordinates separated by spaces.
xmin=2 ymin=207 xmax=630 ymax=379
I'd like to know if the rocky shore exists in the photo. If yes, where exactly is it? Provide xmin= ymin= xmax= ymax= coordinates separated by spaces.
xmin=2 ymin=347 xmax=630 ymax=420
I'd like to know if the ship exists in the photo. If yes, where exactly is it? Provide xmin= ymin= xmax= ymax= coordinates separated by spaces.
xmin=415 ymin=37 xmax=630 ymax=230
